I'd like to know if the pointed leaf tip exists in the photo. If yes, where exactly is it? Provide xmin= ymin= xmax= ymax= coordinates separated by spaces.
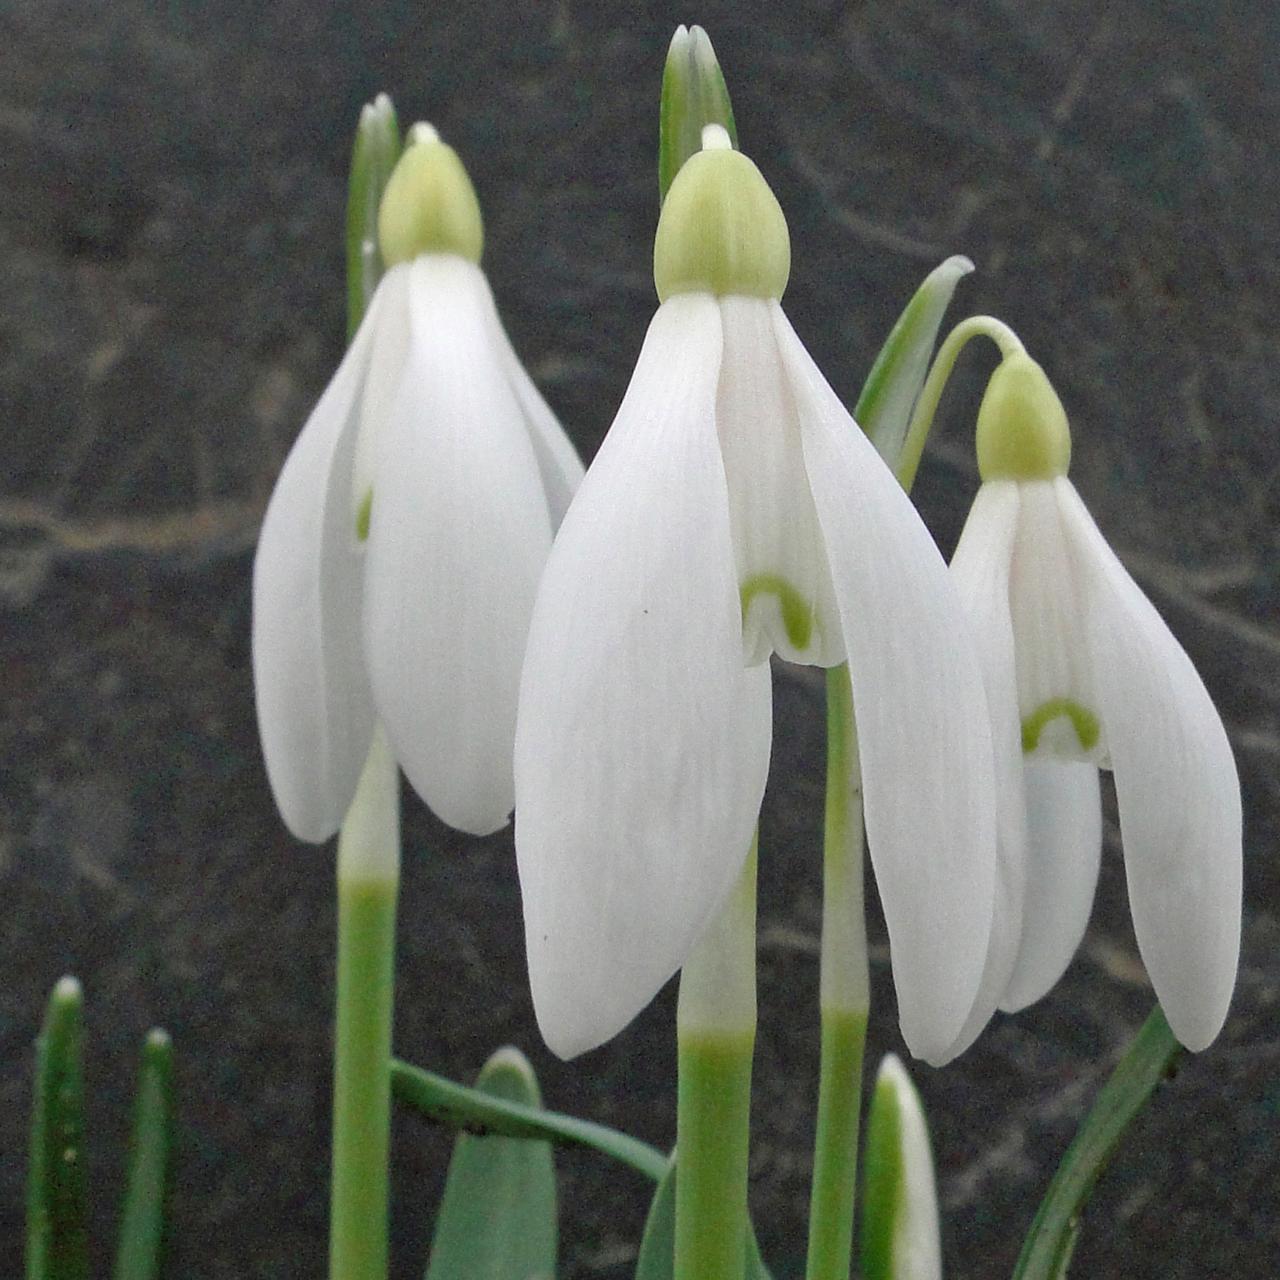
xmin=424 ymin=1046 xmax=558 ymax=1280
xmin=659 ymin=25 xmax=738 ymax=202
xmin=856 ymin=255 xmax=975 ymax=470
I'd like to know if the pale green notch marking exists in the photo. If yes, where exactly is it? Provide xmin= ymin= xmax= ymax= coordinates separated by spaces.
xmin=740 ymin=573 xmax=813 ymax=653
xmin=1021 ymin=698 xmax=1100 ymax=754
xmin=355 ymin=489 xmax=373 ymax=542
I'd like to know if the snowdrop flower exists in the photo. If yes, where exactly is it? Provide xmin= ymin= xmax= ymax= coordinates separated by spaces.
xmin=253 ymin=125 xmax=583 ymax=842
xmin=515 ymin=127 xmax=998 ymax=1063
xmin=950 ymin=353 xmax=1241 ymax=1049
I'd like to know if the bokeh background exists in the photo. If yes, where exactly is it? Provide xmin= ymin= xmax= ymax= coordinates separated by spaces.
xmin=2 ymin=1 xmax=1277 ymax=1275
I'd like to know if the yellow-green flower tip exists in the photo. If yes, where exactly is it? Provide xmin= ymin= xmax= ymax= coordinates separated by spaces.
xmin=654 ymin=130 xmax=790 ymax=302
xmin=975 ymin=352 xmax=1072 ymax=481
xmin=377 ymin=124 xmax=483 ymax=267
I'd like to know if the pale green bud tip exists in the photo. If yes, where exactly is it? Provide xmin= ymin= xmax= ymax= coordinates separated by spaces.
xmin=377 ymin=124 xmax=483 ymax=267
xmin=654 ymin=142 xmax=790 ymax=302
xmin=975 ymin=352 xmax=1072 ymax=482
xmin=53 ymin=975 xmax=83 ymax=1003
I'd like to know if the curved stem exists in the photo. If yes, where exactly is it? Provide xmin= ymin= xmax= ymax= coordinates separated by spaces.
xmin=330 ymin=726 xmax=400 ymax=1280
xmin=895 ymin=315 xmax=1025 ymax=492
xmin=805 ymin=664 xmax=870 ymax=1280
xmin=674 ymin=844 xmax=758 ymax=1280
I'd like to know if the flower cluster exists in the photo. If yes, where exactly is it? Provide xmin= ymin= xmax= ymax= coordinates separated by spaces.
xmin=254 ymin=122 xmax=1240 ymax=1065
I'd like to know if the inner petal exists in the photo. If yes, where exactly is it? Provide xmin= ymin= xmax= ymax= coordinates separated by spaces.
xmin=716 ymin=296 xmax=843 ymax=667
xmin=1009 ymin=481 xmax=1107 ymax=763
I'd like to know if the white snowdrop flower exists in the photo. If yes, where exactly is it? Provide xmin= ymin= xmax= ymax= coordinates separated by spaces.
xmin=950 ymin=352 xmax=1241 ymax=1049
xmin=253 ymin=124 xmax=583 ymax=842
xmin=514 ymin=126 xmax=998 ymax=1063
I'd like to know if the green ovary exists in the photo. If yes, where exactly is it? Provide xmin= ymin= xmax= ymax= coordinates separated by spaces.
xmin=740 ymin=573 xmax=813 ymax=653
xmin=1021 ymin=697 xmax=1100 ymax=754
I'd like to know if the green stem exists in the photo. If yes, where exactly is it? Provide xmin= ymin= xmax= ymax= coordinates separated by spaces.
xmin=805 ymin=664 xmax=870 ymax=1280
xmin=895 ymin=315 xmax=1024 ymax=492
xmin=330 ymin=728 xmax=400 ymax=1280
xmin=1013 ymin=1006 xmax=1182 ymax=1280
xmin=674 ymin=848 xmax=758 ymax=1280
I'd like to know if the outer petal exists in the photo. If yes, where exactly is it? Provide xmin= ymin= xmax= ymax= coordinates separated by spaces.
xmin=477 ymin=275 xmax=585 ymax=528
xmin=514 ymin=294 xmax=772 ymax=1060
xmin=1000 ymin=760 xmax=1102 ymax=1012
xmin=1058 ymin=478 xmax=1241 ymax=1049
xmin=939 ymin=480 xmax=1026 ymax=1058
xmin=777 ymin=306 xmax=998 ymax=1064
xmin=251 ymin=279 xmax=390 ymax=841
xmin=363 ymin=255 xmax=554 ymax=836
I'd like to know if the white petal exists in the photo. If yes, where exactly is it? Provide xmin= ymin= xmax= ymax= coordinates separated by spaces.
xmin=251 ymin=281 xmax=390 ymax=841
xmin=514 ymin=295 xmax=772 ymax=1059
xmin=938 ymin=480 xmax=1027 ymax=1058
xmin=478 ymin=275 xmax=585 ymax=528
xmin=777 ymin=307 xmax=998 ymax=1064
xmin=716 ymin=296 xmax=842 ymax=666
xmin=1000 ymin=759 xmax=1101 ymax=1011
xmin=1059 ymin=479 xmax=1241 ymax=1049
xmin=1008 ymin=481 xmax=1104 ymax=762
xmin=363 ymin=255 xmax=554 ymax=835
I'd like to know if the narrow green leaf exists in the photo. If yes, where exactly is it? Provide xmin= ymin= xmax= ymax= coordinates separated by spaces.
xmin=855 ymin=255 xmax=974 ymax=468
xmin=1013 ymin=1006 xmax=1183 ymax=1280
xmin=659 ymin=24 xmax=738 ymax=202
xmin=634 ymin=1155 xmax=772 ymax=1280
xmin=346 ymin=92 xmax=402 ymax=339
xmin=112 ymin=1029 xmax=174 ymax=1280
xmin=392 ymin=1057 xmax=668 ymax=1182
xmin=425 ymin=1047 xmax=556 ymax=1280
xmin=26 ymin=976 xmax=89 ymax=1280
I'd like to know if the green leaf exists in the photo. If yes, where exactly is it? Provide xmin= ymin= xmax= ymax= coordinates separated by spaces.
xmin=424 ymin=1047 xmax=556 ymax=1280
xmin=855 ymin=255 xmax=974 ymax=469
xmin=392 ymin=1057 xmax=668 ymax=1182
xmin=1013 ymin=1005 xmax=1183 ymax=1280
xmin=859 ymin=1065 xmax=906 ymax=1280
xmin=113 ymin=1029 xmax=174 ymax=1280
xmin=27 ymin=977 xmax=89 ymax=1280
xmin=346 ymin=92 xmax=402 ymax=339
xmin=633 ymin=1155 xmax=772 ymax=1280
xmin=659 ymin=24 xmax=738 ymax=203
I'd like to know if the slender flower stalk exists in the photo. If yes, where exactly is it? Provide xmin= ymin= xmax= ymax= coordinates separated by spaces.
xmin=806 ymin=664 xmax=869 ymax=1280
xmin=330 ymin=102 xmax=401 ymax=1280
xmin=675 ymin=845 xmax=758 ymax=1280
xmin=331 ymin=726 xmax=400 ymax=1280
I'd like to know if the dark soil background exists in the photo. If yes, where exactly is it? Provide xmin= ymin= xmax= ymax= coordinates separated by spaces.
xmin=2 ymin=1 xmax=1277 ymax=1276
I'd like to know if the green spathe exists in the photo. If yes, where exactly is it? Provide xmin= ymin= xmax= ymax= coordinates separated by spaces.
xmin=377 ymin=125 xmax=483 ymax=267
xmin=654 ymin=144 xmax=790 ymax=302
xmin=976 ymin=353 xmax=1072 ymax=481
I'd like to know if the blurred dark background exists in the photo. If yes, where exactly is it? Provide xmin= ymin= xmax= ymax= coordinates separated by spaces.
xmin=2 ymin=1 xmax=1277 ymax=1275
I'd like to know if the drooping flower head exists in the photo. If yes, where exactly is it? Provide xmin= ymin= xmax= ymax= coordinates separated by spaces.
xmin=950 ymin=352 xmax=1242 ymax=1049
xmin=253 ymin=124 xmax=583 ymax=842
xmin=515 ymin=127 xmax=999 ymax=1064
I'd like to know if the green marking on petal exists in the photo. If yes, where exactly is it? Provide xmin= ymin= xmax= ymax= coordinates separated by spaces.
xmin=1021 ymin=698 xmax=1101 ymax=754
xmin=355 ymin=489 xmax=373 ymax=542
xmin=740 ymin=573 xmax=813 ymax=653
